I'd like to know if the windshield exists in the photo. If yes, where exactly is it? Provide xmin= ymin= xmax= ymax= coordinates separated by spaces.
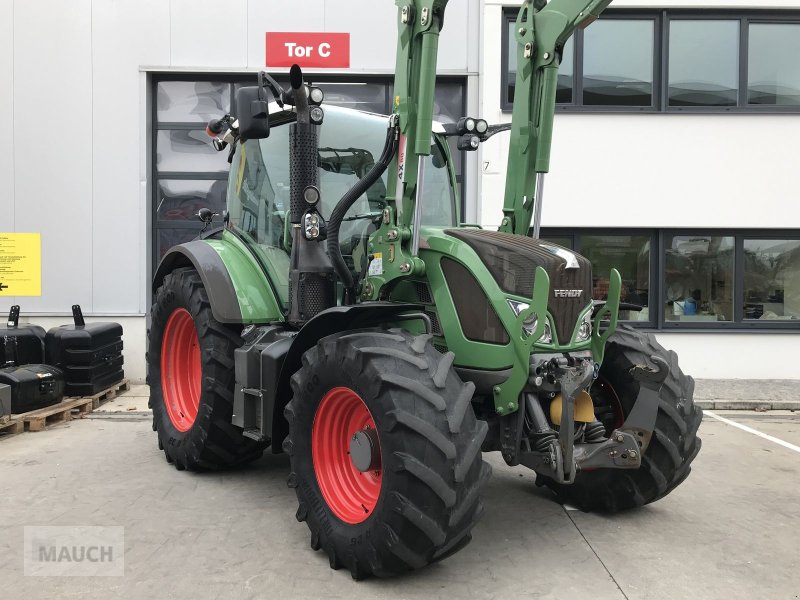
xmin=226 ymin=105 xmax=456 ymax=306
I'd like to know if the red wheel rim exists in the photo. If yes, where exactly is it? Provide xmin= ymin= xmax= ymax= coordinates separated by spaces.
xmin=160 ymin=308 xmax=202 ymax=432
xmin=312 ymin=387 xmax=383 ymax=524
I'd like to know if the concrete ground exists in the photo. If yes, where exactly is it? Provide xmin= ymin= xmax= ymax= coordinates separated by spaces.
xmin=1 ymin=396 xmax=799 ymax=599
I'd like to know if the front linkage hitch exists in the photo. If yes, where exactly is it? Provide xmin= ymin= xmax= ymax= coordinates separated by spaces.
xmin=514 ymin=355 xmax=670 ymax=484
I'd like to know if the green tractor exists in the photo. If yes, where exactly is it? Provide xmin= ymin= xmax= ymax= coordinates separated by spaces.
xmin=148 ymin=0 xmax=702 ymax=579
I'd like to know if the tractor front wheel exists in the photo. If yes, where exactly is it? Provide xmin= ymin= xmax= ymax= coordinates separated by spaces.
xmin=540 ymin=325 xmax=702 ymax=511
xmin=284 ymin=329 xmax=491 ymax=579
xmin=147 ymin=267 xmax=266 ymax=470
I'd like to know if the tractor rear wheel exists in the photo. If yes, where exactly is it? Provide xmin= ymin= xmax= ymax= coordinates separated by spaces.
xmin=540 ymin=325 xmax=702 ymax=512
xmin=284 ymin=329 xmax=491 ymax=579
xmin=147 ymin=267 xmax=266 ymax=470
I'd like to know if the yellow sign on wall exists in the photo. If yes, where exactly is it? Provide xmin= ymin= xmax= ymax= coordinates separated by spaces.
xmin=0 ymin=233 xmax=42 ymax=296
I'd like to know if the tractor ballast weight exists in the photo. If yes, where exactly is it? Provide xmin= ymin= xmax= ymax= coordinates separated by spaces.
xmin=148 ymin=0 xmax=703 ymax=579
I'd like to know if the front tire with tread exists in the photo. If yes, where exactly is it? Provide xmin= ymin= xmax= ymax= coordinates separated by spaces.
xmin=285 ymin=328 xmax=491 ymax=579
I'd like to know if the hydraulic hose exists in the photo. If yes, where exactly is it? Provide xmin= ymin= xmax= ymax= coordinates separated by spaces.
xmin=327 ymin=119 xmax=399 ymax=302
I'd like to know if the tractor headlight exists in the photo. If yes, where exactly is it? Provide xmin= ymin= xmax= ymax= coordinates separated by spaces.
xmin=539 ymin=322 xmax=553 ymax=344
xmin=576 ymin=311 xmax=592 ymax=342
xmin=507 ymin=300 xmax=552 ymax=343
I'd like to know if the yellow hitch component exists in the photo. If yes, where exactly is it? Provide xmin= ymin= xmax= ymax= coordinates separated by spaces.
xmin=550 ymin=391 xmax=596 ymax=425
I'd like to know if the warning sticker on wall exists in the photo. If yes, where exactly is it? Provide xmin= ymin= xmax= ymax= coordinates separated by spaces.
xmin=0 ymin=233 xmax=42 ymax=296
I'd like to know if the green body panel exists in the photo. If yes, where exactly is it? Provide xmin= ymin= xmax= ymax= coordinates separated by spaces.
xmin=389 ymin=227 xmax=600 ymax=413
xmin=206 ymin=230 xmax=284 ymax=323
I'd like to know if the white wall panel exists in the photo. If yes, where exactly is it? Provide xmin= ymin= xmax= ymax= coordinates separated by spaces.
xmin=246 ymin=0 xmax=325 ymax=68
xmin=171 ymin=0 xmax=247 ymax=68
xmin=324 ymin=0 xmax=397 ymax=71
xmin=13 ymin=0 xmax=93 ymax=313
xmin=480 ymin=114 xmax=800 ymax=229
xmin=92 ymin=0 xmax=170 ymax=315
xmin=438 ymin=0 xmax=470 ymax=72
xmin=0 ymin=0 xmax=14 ymax=233
xmin=655 ymin=333 xmax=800 ymax=380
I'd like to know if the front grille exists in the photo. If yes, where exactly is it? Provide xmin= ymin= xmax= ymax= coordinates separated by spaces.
xmin=445 ymin=229 xmax=592 ymax=345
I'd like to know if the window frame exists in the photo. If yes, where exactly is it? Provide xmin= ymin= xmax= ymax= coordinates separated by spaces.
xmin=501 ymin=8 xmax=800 ymax=114
xmin=540 ymin=228 xmax=800 ymax=332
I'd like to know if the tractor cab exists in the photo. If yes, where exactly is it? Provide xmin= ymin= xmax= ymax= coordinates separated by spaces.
xmin=225 ymin=104 xmax=458 ymax=308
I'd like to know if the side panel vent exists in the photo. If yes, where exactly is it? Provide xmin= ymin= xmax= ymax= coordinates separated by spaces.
xmin=413 ymin=281 xmax=433 ymax=304
xmin=441 ymin=258 xmax=510 ymax=345
xmin=424 ymin=310 xmax=443 ymax=336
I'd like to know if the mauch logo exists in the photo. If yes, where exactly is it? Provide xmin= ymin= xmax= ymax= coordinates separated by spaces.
xmin=24 ymin=526 xmax=124 ymax=577
xmin=38 ymin=544 xmax=114 ymax=563
xmin=554 ymin=289 xmax=583 ymax=298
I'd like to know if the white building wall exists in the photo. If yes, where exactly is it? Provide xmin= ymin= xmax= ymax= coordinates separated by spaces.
xmin=2 ymin=0 xmax=479 ymax=382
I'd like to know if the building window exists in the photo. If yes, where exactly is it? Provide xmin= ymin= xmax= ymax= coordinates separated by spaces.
xmin=583 ymin=19 xmax=655 ymax=107
xmin=747 ymin=23 xmax=800 ymax=106
xmin=152 ymin=74 xmax=466 ymax=274
xmin=664 ymin=235 xmax=734 ymax=323
xmin=743 ymin=239 xmax=800 ymax=320
xmin=501 ymin=9 xmax=800 ymax=113
xmin=668 ymin=20 xmax=739 ymax=107
xmin=580 ymin=234 xmax=652 ymax=322
xmin=541 ymin=229 xmax=799 ymax=330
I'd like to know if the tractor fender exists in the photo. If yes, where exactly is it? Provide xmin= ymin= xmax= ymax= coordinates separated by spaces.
xmin=270 ymin=302 xmax=424 ymax=450
xmin=154 ymin=240 xmax=281 ymax=324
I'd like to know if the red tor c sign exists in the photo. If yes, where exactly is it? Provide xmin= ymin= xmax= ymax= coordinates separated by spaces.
xmin=266 ymin=32 xmax=350 ymax=68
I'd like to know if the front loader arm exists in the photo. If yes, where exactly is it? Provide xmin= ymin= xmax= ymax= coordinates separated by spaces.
xmin=500 ymin=0 xmax=612 ymax=236
xmin=363 ymin=0 xmax=449 ymax=298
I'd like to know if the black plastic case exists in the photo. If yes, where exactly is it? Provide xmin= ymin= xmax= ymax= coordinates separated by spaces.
xmin=0 ymin=364 xmax=65 ymax=413
xmin=0 ymin=305 xmax=46 ymax=367
xmin=45 ymin=306 xmax=125 ymax=396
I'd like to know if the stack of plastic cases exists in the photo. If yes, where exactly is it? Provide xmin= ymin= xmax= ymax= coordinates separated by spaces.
xmin=0 ymin=305 xmax=46 ymax=367
xmin=45 ymin=305 xmax=124 ymax=396
xmin=0 ymin=365 xmax=65 ymax=413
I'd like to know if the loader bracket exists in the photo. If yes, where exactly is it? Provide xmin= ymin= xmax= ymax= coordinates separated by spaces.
xmin=619 ymin=355 xmax=670 ymax=452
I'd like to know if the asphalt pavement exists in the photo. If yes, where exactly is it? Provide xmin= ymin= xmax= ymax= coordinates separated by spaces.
xmin=1 ymin=400 xmax=798 ymax=599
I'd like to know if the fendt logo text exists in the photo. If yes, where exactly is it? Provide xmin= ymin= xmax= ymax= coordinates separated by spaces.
xmin=554 ymin=289 xmax=583 ymax=298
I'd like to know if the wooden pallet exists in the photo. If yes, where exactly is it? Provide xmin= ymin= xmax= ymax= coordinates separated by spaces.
xmin=0 ymin=417 xmax=24 ymax=436
xmin=80 ymin=379 xmax=131 ymax=409
xmin=16 ymin=398 xmax=94 ymax=432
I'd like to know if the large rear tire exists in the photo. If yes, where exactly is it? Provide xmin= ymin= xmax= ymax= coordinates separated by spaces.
xmin=540 ymin=325 xmax=702 ymax=512
xmin=147 ymin=267 xmax=266 ymax=470
xmin=284 ymin=329 xmax=491 ymax=579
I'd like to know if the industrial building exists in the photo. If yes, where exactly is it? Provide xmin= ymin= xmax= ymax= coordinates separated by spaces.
xmin=1 ymin=0 xmax=797 ymax=380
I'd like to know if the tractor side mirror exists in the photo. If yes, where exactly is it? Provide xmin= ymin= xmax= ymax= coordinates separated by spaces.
xmin=236 ymin=86 xmax=270 ymax=141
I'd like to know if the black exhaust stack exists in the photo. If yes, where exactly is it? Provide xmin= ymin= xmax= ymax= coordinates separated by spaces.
xmin=286 ymin=65 xmax=336 ymax=326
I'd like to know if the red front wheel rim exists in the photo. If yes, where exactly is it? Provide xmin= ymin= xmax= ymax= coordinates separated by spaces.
xmin=312 ymin=387 xmax=383 ymax=525
xmin=161 ymin=308 xmax=202 ymax=432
